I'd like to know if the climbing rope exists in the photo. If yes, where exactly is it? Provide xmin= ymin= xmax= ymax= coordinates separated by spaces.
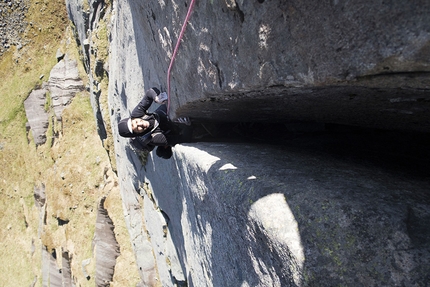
xmin=166 ymin=0 xmax=197 ymax=115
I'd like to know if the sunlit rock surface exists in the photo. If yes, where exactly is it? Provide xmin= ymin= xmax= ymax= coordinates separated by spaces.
xmin=24 ymin=55 xmax=84 ymax=145
xmin=133 ymin=140 xmax=430 ymax=286
xmin=66 ymin=0 xmax=430 ymax=285
xmin=94 ymin=197 xmax=120 ymax=286
xmin=24 ymin=88 xmax=49 ymax=146
xmin=111 ymin=0 xmax=430 ymax=132
xmin=48 ymin=55 xmax=85 ymax=120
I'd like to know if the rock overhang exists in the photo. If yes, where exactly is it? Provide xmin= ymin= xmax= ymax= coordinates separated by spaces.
xmin=175 ymin=83 xmax=430 ymax=133
xmin=137 ymin=0 xmax=430 ymax=133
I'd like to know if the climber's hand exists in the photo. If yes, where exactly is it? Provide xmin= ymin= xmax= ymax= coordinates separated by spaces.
xmin=175 ymin=117 xmax=191 ymax=126
xmin=155 ymin=92 xmax=168 ymax=104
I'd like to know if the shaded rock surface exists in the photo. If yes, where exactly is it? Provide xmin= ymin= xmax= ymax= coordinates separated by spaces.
xmin=67 ymin=0 xmax=430 ymax=286
xmin=111 ymin=120 xmax=430 ymax=287
xmin=132 ymin=132 xmax=430 ymax=286
xmin=112 ymin=0 xmax=430 ymax=132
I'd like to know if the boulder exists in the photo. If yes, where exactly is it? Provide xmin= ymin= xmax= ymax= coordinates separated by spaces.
xmin=24 ymin=87 xmax=49 ymax=146
xmin=94 ymin=197 xmax=120 ymax=286
xmin=48 ymin=55 xmax=84 ymax=120
xmin=24 ymin=54 xmax=84 ymax=145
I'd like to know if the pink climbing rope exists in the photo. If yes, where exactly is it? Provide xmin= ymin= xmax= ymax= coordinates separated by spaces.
xmin=166 ymin=0 xmax=196 ymax=115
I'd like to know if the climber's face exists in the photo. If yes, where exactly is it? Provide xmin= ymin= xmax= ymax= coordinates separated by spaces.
xmin=131 ymin=118 xmax=149 ymax=133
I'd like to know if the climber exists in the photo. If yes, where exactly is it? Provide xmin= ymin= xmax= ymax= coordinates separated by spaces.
xmin=117 ymin=87 xmax=192 ymax=159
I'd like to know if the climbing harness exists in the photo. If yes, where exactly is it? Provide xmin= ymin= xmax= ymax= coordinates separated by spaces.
xmin=166 ymin=0 xmax=197 ymax=115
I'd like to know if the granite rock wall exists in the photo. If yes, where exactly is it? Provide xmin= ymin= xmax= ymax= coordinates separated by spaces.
xmin=117 ymin=0 xmax=430 ymax=132
xmin=66 ymin=0 xmax=430 ymax=286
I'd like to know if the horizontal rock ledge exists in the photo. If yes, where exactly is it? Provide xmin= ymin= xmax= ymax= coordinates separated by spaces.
xmin=176 ymin=84 xmax=430 ymax=133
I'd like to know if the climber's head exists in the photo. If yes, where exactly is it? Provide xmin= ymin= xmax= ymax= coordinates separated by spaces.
xmin=118 ymin=117 xmax=151 ymax=138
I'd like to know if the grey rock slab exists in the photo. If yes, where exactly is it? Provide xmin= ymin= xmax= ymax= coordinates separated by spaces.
xmin=113 ymin=0 xmax=430 ymax=132
xmin=24 ymin=54 xmax=84 ymax=147
xmin=23 ymin=88 xmax=49 ymax=146
xmin=47 ymin=55 xmax=84 ymax=120
xmin=143 ymin=191 xmax=186 ymax=287
xmin=116 ymin=148 xmax=158 ymax=286
xmin=141 ymin=141 xmax=430 ymax=286
xmin=94 ymin=197 xmax=120 ymax=287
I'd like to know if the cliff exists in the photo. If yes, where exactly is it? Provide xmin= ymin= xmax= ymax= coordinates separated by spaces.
xmin=66 ymin=0 xmax=430 ymax=286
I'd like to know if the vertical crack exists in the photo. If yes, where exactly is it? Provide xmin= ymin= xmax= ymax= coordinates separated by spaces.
xmin=210 ymin=60 xmax=223 ymax=88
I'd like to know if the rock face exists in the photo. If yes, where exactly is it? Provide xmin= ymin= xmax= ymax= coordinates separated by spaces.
xmin=139 ymin=140 xmax=430 ymax=286
xmin=24 ymin=88 xmax=49 ymax=146
xmin=48 ymin=54 xmax=85 ymax=120
xmin=94 ymin=197 xmax=120 ymax=286
xmin=111 ymin=0 xmax=430 ymax=132
xmin=66 ymin=0 xmax=430 ymax=286
xmin=24 ymin=55 xmax=84 ymax=145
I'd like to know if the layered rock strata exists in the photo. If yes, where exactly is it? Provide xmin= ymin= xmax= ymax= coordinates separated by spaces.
xmin=24 ymin=54 xmax=84 ymax=146
xmin=94 ymin=197 xmax=120 ymax=286
xmin=48 ymin=54 xmax=85 ymax=120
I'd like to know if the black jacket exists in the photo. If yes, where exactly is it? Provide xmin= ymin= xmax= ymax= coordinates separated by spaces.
xmin=128 ymin=89 xmax=183 ymax=152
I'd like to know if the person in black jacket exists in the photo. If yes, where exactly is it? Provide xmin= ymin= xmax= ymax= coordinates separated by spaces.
xmin=117 ymin=87 xmax=191 ymax=159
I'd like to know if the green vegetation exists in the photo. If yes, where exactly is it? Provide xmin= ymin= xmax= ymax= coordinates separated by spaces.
xmin=0 ymin=1 xmax=139 ymax=286
xmin=90 ymin=10 xmax=118 ymax=172
xmin=0 ymin=1 xmax=66 ymax=284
